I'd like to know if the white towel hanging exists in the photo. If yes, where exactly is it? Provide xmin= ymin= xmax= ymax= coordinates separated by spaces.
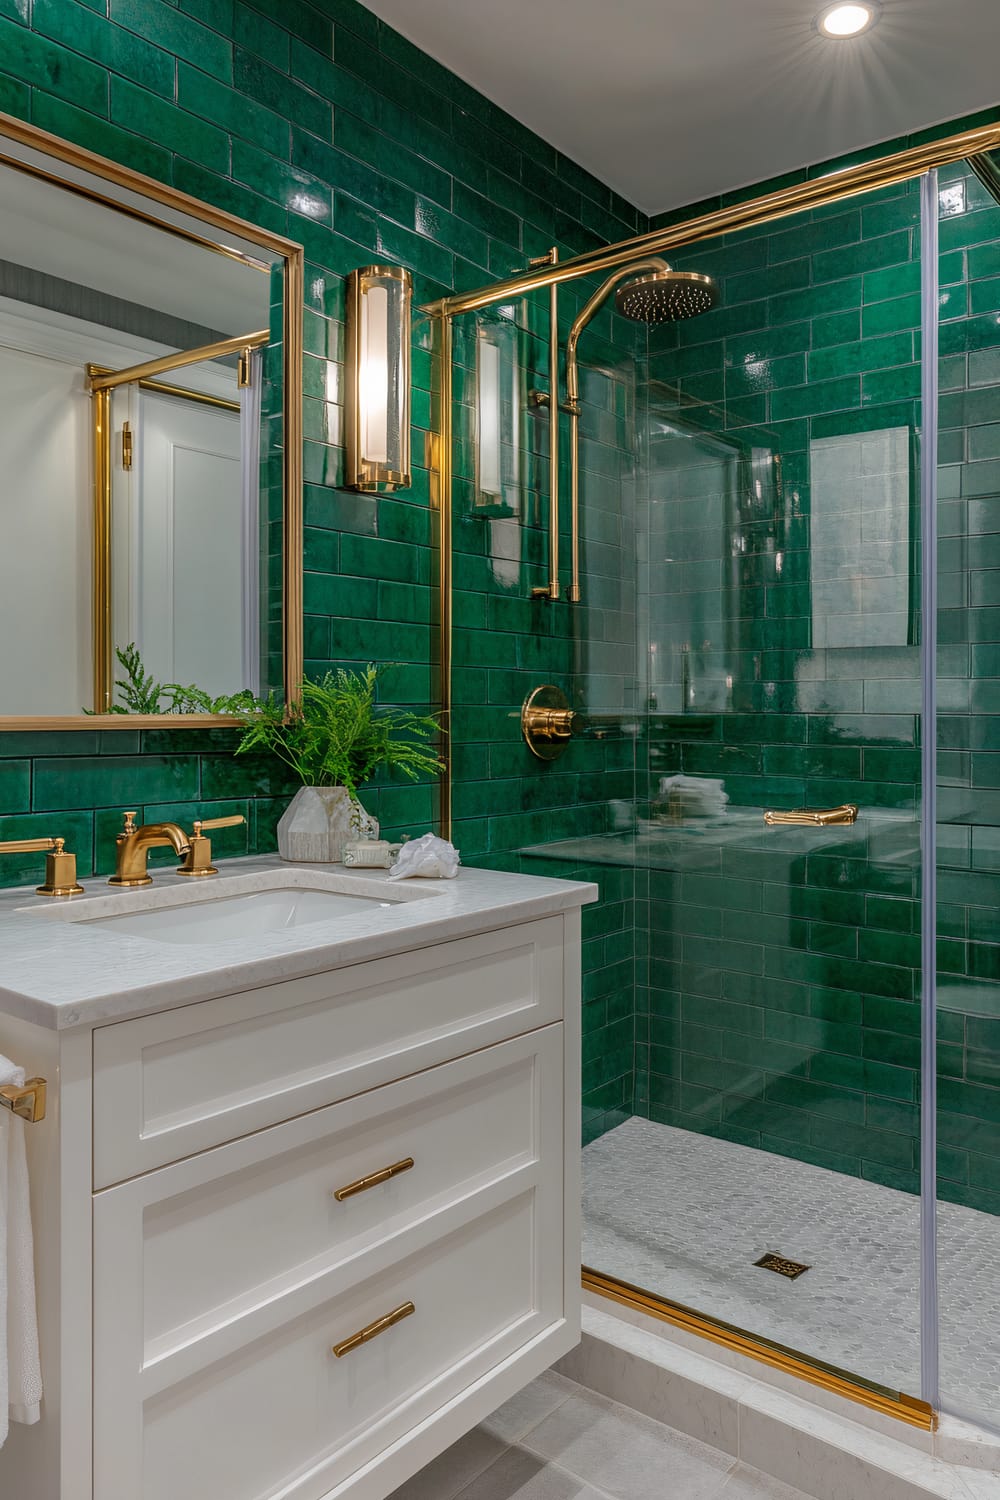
xmin=0 ymin=1054 xmax=42 ymax=1448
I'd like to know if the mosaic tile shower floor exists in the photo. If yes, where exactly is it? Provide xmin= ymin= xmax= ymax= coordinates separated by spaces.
xmin=582 ymin=1118 xmax=1000 ymax=1414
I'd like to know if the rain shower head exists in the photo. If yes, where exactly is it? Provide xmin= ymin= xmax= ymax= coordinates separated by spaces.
xmin=614 ymin=268 xmax=719 ymax=323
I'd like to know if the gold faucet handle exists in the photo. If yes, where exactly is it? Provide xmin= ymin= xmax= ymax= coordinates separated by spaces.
xmin=0 ymin=836 xmax=85 ymax=897
xmin=193 ymin=815 xmax=246 ymax=835
xmin=178 ymin=814 xmax=246 ymax=877
xmin=121 ymin=810 xmax=137 ymax=836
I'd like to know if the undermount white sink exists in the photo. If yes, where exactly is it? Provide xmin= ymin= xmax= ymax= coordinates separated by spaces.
xmin=21 ymin=870 xmax=436 ymax=947
xmin=86 ymin=887 xmax=399 ymax=944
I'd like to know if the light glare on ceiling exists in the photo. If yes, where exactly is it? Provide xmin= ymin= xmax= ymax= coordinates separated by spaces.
xmin=818 ymin=3 xmax=877 ymax=36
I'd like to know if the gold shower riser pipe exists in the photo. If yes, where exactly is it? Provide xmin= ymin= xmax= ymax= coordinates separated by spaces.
xmin=423 ymin=123 xmax=1000 ymax=319
xmin=564 ymin=258 xmax=670 ymax=603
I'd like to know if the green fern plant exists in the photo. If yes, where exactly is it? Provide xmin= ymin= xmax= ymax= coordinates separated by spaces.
xmin=232 ymin=665 xmax=443 ymax=799
xmin=86 ymin=644 xmax=264 ymax=715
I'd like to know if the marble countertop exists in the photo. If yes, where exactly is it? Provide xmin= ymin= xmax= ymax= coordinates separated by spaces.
xmin=0 ymin=855 xmax=598 ymax=1031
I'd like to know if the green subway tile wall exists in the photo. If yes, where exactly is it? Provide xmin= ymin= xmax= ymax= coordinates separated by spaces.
xmin=0 ymin=0 xmax=642 ymax=1128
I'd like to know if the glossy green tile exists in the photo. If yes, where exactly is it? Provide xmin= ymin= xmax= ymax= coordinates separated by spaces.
xmin=0 ymin=16 xmax=108 ymax=109
xmin=110 ymin=0 xmax=232 ymax=79
xmin=33 ymin=0 xmax=175 ymax=96
xmin=111 ymin=77 xmax=230 ymax=170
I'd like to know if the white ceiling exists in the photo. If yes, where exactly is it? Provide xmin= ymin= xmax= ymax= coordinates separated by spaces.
xmin=358 ymin=0 xmax=1000 ymax=216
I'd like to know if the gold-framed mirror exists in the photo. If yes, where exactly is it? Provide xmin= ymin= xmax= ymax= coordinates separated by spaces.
xmin=0 ymin=110 xmax=303 ymax=727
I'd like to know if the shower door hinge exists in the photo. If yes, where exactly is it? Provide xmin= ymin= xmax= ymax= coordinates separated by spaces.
xmin=121 ymin=421 xmax=133 ymax=471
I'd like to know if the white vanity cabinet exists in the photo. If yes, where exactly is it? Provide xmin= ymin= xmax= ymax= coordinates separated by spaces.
xmin=0 ymin=891 xmax=587 ymax=1500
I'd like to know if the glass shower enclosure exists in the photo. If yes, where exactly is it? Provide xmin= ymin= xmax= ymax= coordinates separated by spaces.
xmin=438 ymin=134 xmax=1000 ymax=1433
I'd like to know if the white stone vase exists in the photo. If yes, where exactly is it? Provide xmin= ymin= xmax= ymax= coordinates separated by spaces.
xmin=276 ymin=785 xmax=378 ymax=864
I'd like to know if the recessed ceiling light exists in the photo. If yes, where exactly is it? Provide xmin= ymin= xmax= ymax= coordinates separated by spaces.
xmin=818 ymin=2 xmax=878 ymax=37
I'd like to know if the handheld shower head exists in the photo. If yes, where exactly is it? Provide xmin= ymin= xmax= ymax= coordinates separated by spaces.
xmin=614 ymin=268 xmax=719 ymax=323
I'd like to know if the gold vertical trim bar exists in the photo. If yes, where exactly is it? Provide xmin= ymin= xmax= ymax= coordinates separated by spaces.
xmin=549 ymin=251 xmax=560 ymax=600
xmin=568 ymin=396 xmax=580 ymax=603
xmin=437 ymin=312 xmax=453 ymax=841
xmin=582 ymin=1270 xmax=935 ymax=1430
xmin=531 ymin=248 xmax=560 ymax=600
xmin=283 ymin=247 xmax=305 ymax=706
xmin=91 ymin=384 xmax=112 ymax=713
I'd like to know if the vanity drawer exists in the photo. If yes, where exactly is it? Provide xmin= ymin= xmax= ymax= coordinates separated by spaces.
xmin=94 ymin=1160 xmax=566 ymax=1500
xmin=93 ymin=915 xmax=565 ymax=1185
xmin=92 ymin=1026 xmax=562 ymax=1365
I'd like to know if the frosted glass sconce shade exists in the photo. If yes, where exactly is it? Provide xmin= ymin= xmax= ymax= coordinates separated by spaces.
xmin=345 ymin=264 xmax=412 ymax=492
xmin=475 ymin=315 xmax=521 ymax=509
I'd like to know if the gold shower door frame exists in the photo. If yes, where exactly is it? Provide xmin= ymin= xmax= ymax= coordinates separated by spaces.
xmin=427 ymin=119 xmax=1000 ymax=1428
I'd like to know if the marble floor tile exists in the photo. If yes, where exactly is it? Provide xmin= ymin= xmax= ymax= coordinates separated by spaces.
xmin=388 ymin=1427 xmax=509 ymax=1500
xmin=451 ymin=1445 xmax=613 ymax=1500
xmin=518 ymin=1386 xmax=736 ymax=1500
xmin=482 ymin=1371 xmax=579 ymax=1445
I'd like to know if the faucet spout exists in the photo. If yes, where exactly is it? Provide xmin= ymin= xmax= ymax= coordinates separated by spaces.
xmin=137 ymin=822 xmax=191 ymax=857
xmin=108 ymin=818 xmax=192 ymax=888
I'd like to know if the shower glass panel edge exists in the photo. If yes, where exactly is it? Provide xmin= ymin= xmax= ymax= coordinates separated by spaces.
xmin=918 ymin=168 xmax=940 ymax=1413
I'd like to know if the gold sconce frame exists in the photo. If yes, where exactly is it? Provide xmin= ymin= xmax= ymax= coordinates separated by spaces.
xmin=0 ymin=107 xmax=304 ymax=729
xmin=345 ymin=263 xmax=413 ymax=492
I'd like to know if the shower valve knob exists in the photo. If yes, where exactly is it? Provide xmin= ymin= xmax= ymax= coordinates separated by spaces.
xmin=521 ymin=685 xmax=579 ymax=761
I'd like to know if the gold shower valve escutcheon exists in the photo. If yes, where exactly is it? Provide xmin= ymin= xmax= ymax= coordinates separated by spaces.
xmin=521 ymin=685 xmax=580 ymax=761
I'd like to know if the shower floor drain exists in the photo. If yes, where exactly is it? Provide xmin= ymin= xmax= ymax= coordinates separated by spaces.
xmin=754 ymin=1252 xmax=810 ymax=1280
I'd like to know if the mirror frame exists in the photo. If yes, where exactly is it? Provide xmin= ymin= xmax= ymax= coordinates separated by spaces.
xmin=0 ymin=108 xmax=303 ymax=728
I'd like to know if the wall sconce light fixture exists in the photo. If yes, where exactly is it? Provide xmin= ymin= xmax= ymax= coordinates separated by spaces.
xmin=475 ymin=313 xmax=521 ymax=509
xmin=345 ymin=263 xmax=412 ymax=492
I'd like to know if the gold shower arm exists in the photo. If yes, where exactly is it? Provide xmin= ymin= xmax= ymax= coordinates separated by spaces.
xmin=564 ymin=259 xmax=670 ymax=604
xmin=565 ymin=258 xmax=670 ymax=405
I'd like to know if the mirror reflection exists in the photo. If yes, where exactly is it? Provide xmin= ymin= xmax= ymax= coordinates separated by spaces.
xmin=0 ymin=155 xmax=282 ymax=716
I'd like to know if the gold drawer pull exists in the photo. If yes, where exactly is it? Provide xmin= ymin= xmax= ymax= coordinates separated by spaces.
xmin=333 ymin=1157 xmax=414 ymax=1202
xmin=764 ymin=804 xmax=858 ymax=827
xmin=332 ymin=1301 xmax=415 ymax=1358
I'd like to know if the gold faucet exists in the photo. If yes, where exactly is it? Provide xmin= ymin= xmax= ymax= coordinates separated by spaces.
xmin=109 ymin=811 xmax=192 ymax=888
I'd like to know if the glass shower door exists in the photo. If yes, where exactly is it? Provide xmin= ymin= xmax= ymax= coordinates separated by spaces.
xmin=586 ymin=174 xmax=930 ymax=1401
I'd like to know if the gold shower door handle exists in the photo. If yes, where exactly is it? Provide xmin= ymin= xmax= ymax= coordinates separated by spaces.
xmin=764 ymin=804 xmax=858 ymax=827
xmin=332 ymin=1301 xmax=415 ymax=1358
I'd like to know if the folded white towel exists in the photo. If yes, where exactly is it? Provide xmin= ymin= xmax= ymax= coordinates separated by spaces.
xmin=0 ymin=1055 xmax=42 ymax=1448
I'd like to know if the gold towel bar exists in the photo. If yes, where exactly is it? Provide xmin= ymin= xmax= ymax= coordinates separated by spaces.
xmin=332 ymin=1301 xmax=415 ymax=1358
xmin=0 ymin=1077 xmax=46 ymax=1124
xmin=764 ymin=804 xmax=858 ymax=827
